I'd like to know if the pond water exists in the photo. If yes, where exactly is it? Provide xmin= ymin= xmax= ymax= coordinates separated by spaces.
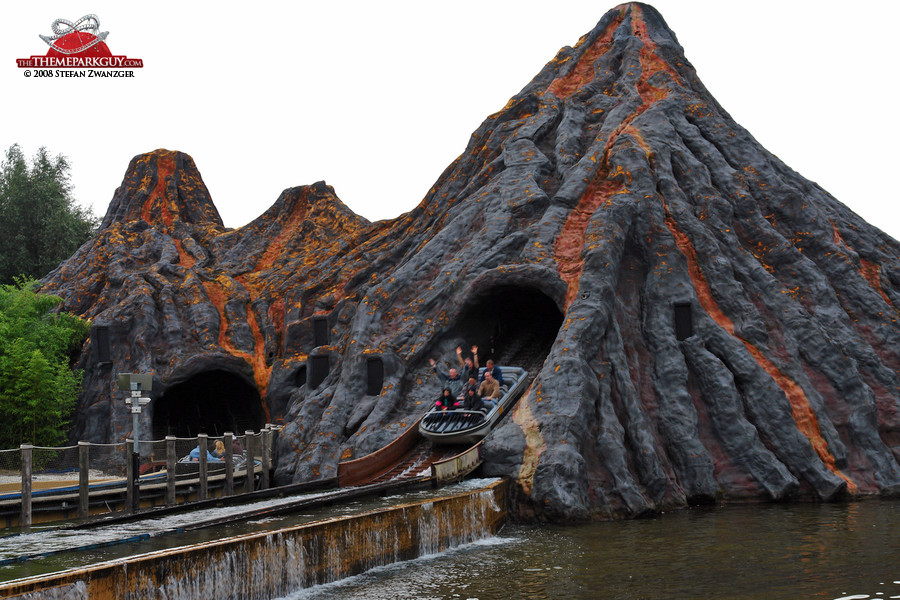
xmin=284 ymin=499 xmax=900 ymax=600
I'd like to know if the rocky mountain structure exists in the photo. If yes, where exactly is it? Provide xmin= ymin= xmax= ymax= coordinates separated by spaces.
xmin=43 ymin=3 xmax=900 ymax=520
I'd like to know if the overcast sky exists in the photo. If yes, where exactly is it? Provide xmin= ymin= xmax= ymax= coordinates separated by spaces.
xmin=2 ymin=1 xmax=898 ymax=240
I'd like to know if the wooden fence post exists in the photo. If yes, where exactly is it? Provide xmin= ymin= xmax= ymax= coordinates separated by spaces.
xmin=224 ymin=432 xmax=234 ymax=497
xmin=166 ymin=436 xmax=176 ymax=506
xmin=244 ymin=430 xmax=255 ymax=494
xmin=20 ymin=444 xmax=32 ymax=530
xmin=261 ymin=429 xmax=271 ymax=490
xmin=198 ymin=434 xmax=208 ymax=501
xmin=78 ymin=441 xmax=90 ymax=518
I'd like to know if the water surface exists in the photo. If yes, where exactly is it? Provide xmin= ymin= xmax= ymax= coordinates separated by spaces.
xmin=285 ymin=500 xmax=900 ymax=600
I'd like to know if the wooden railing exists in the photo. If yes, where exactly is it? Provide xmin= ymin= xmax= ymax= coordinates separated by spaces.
xmin=2 ymin=426 xmax=281 ymax=529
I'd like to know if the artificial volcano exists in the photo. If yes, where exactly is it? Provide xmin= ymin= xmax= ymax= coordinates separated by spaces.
xmin=43 ymin=2 xmax=900 ymax=520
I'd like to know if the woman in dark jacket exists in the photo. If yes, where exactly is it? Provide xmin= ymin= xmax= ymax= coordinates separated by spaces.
xmin=435 ymin=388 xmax=457 ymax=411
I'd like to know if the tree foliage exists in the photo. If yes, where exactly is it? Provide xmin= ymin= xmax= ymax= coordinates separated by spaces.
xmin=0 ymin=278 xmax=89 ymax=447
xmin=0 ymin=144 xmax=98 ymax=284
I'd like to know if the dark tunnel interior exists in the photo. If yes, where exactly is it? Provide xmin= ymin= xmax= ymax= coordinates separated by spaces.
xmin=455 ymin=285 xmax=563 ymax=373
xmin=152 ymin=370 xmax=266 ymax=439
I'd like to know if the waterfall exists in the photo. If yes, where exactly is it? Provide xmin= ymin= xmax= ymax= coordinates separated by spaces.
xmin=1 ymin=479 xmax=508 ymax=600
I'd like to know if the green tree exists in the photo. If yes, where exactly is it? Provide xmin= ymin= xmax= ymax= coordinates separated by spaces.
xmin=0 ymin=144 xmax=98 ymax=284
xmin=0 ymin=278 xmax=89 ymax=447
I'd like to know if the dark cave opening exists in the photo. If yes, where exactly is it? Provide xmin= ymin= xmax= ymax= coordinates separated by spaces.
xmin=152 ymin=370 xmax=266 ymax=439
xmin=455 ymin=285 xmax=563 ymax=373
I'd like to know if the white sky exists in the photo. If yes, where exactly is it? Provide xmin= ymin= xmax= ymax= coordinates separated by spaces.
xmin=2 ymin=2 xmax=898 ymax=240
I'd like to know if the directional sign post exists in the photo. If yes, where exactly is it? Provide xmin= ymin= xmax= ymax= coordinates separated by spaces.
xmin=117 ymin=373 xmax=152 ymax=513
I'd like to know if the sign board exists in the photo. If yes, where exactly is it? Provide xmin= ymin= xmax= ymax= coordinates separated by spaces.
xmin=117 ymin=373 xmax=153 ymax=392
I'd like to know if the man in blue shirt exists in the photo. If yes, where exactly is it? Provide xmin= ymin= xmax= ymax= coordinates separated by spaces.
xmin=480 ymin=358 xmax=503 ymax=387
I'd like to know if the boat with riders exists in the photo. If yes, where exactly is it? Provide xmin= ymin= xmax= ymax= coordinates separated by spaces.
xmin=418 ymin=365 xmax=529 ymax=445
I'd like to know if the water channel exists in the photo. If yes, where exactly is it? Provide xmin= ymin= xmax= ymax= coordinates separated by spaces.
xmin=283 ymin=499 xmax=899 ymax=600
xmin=0 ymin=479 xmax=495 ymax=583
xmin=2 ymin=484 xmax=897 ymax=599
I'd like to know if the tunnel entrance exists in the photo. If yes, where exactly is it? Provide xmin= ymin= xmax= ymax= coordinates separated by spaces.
xmin=152 ymin=370 xmax=266 ymax=439
xmin=455 ymin=285 xmax=563 ymax=374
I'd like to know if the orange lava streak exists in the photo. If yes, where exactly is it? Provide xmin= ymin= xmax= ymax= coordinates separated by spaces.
xmin=200 ymin=278 xmax=228 ymax=345
xmin=631 ymin=4 xmax=682 ymax=101
xmin=547 ymin=10 xmax=624 ymax=100
xmin=832 ymin=221 xmax=844 ymax=247
xmin=201 ymin=277 xmax=272 ymax=404
xmin=860 ymin=258 xmax=893 ymax=308
xmin=174 ymin=239 xmax=195 ymax=269
xmin=555 ymin=175 xmax=625 ymax=308
xmin=141 ymin=153 xmax=176 ymax=231
xmin=832 ymin=222 xmax=894 ymax=309
xmin=206 ymin=197 xmax=311 ymax=401
xmin=268 ymin=296 xmax=285 ymax=344
xmin=243 ymin=296 xmax=272 ymax=412
xmin=254 ymin=191 xmax=309 ymax=273
xmin=663 ymin=203 xmax=857 ymax=492
xmin=202 ymin=195 xmax=316 ymax=403
xmin=621 ymin=124 xmax=651 ymax=155
xmin=553 ymin=5 xmax=683 ymax=309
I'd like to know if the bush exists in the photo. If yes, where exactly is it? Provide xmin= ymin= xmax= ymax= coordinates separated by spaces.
xmin=0 ymin=278 xmax=89 ymax=447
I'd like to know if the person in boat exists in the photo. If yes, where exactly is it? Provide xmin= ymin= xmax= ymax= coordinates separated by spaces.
xmin=460 ymin=375 xmax=479 ymax=400
xmin=429 ymin=358 xmax=463 ymax=398
xmin=463 ymin=386 xmax=484 ymax=412
xmin=188 ymin=444 xmax=222 ymax=462
xmin=456 ymin=345 xmax=479 ymax=382
xmin=479 ymin=359 xmax=504 ymax=387
xmin=435 ymin=387 xmax=460 ymax=411
xmin=477 ymin=369 xmax=502 ymax=409
xmin=212 ymin=440 xmax=226 ymax=459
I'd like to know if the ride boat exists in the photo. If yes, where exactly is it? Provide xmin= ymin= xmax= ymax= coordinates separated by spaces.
xmin=175 ymin=452 xmax=253 ymax=476
xmin=419 ymin=366 xmax=529 ymax=445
